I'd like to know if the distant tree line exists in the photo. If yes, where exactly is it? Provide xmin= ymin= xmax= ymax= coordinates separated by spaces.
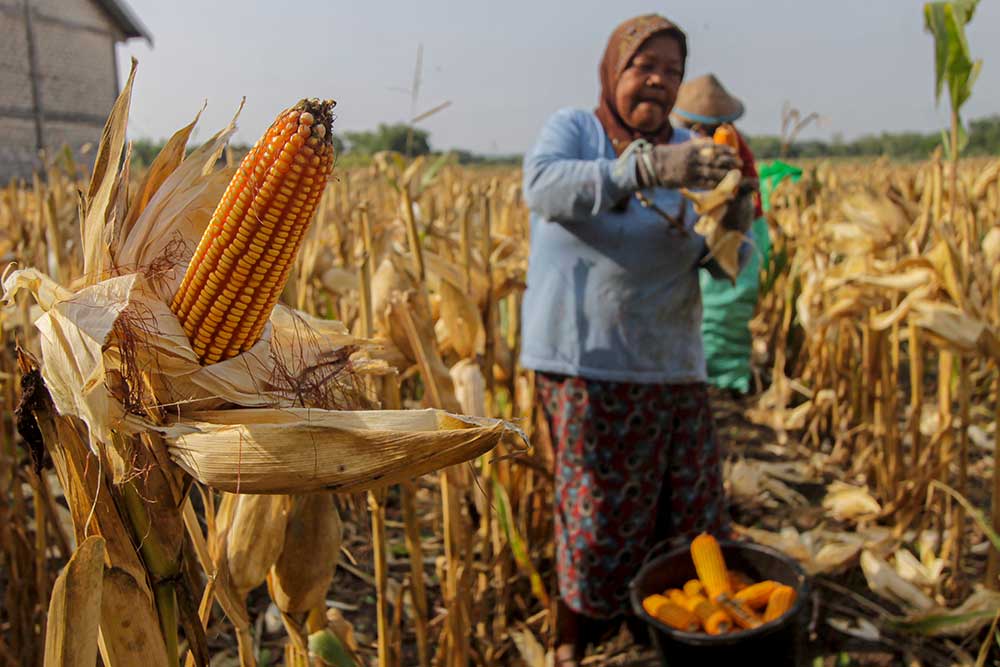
xmin=335 ymin=124 xmax=519 ymax=165
xmin=129 ymin=122 xmax=519 ymax=169
xmin=746 ymin=115 xmax=1000 ymax=160
xmin=128 ymin=115 xmax=1000 ymax=170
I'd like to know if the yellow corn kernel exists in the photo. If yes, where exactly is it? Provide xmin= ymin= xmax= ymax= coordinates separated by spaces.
xmin=763 ymin=585 xmax=797 ymax=622
xmin=642 ymin=594 xmax=700 ymax=632
xmin=171 ymin=98 xmax=336 ymax=365
xmin=691 ymin=533 xmax=731 ymax=601
xmin=733 ymin=580 xmax=781 ymax=610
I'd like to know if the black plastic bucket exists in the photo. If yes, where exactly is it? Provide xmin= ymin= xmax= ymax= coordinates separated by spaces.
xmin=629 ymin=540 xmax=810 ymax=667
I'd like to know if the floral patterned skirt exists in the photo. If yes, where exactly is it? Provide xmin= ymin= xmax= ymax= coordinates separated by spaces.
xmin=537 ymin=372 xmax=729 ymax=619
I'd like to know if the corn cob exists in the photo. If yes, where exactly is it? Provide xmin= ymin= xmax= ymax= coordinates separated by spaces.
xmin=763 ymin=585 xmax=797 ymax=622
xmin=641 ymin=594 xmax=700 ymax=632
xmin=713 ymin=124 xmax=740 ymax=150
xmin=682 ymin=579 xmax=705 ymax=598
xmin=666 ymin=589 xmax=688 ymax=608
xmin=171 ymin=99 xmax=336 ymax=365
xmin=733 ymin=580 xmax=781 ymax=610
xmin=678 ymin=590 xmax=732 ymax=635
xmin=715 ymin=594 xmax=763 ymax=630
xmin=690 ymin=533 xmax=731 ymax=601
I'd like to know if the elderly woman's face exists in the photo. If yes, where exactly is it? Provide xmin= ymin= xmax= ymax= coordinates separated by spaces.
xmin=614 ymin=34 xmax=684 ymax=134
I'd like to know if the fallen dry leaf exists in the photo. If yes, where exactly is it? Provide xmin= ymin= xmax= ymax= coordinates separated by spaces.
xmin=860 ymin=550 xmax=935 ymax=613
xmin=822 ymin=482 xmax=882 ymax=522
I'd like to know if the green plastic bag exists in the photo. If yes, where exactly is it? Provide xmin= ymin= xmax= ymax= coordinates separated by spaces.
xmin=758 ymin=161 xmax=803 ymax=213
xmin=700 ymin=161 xmax=801 ymax=393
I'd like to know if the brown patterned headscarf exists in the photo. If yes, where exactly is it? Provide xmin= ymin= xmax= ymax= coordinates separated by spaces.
xmin=595 ymin=14 xmax=688 ymax=156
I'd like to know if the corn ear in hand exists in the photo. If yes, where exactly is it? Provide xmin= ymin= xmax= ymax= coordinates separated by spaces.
xmin=713 ymin=124 xmax=740 ymax=151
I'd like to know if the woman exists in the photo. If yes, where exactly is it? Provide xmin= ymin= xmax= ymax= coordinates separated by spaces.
xmin=672 ymin=74 xmax=770 ymax=396
xmin=520 ymin=15 xmax=754 ymax=665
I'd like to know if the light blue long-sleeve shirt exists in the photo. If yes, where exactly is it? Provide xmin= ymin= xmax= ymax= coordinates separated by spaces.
xmin=520 ymin=107 xmax=745 ymax=384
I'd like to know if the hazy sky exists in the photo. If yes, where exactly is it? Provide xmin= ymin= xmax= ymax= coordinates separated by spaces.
xmin=116 ymin=0 xmax=1000 ymax=155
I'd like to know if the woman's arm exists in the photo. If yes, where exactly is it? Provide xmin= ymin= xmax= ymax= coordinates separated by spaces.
xmin=522 ymin=109 xmax=639 ymax=222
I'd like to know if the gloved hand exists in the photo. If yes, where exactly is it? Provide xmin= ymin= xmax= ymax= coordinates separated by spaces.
xmin=631 ymin=139 xmax=741 ymax=190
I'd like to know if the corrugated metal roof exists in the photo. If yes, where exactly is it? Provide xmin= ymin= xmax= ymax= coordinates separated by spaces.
xmin=93 ymin=0 xmax=152 ymax=44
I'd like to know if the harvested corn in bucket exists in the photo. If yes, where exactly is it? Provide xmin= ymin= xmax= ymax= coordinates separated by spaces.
xmin=641 ymin=534 xmax=798 ymax=636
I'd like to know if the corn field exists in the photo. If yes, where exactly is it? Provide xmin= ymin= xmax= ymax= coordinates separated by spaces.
xmin=2 ymin=70 xmax=1000 ymax=667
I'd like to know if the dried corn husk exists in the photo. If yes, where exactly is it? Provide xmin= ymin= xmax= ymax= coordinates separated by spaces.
xmin=438 ymin=279 xmax=484 ymax=358
xmin=734 ymin=524 xmax=891 ymax=576
xmin=450 ymin=359 xmax=486 ymax=418
xmin=371 ymin=256 xmax=418 ymax=359
xmin=682 ymin=169 xmax=744 ymax=282
xmin=725 ymin=458 xmax=808 ymax=508
xmin=423 ymin=249 xmax=489 ymax=307
xmin=822 ymin=482 xmax=882 ymax=522
xmin=911 ymin=300 xmax=1000 ymax=360
xmin=983 ymin=227 xmax=1000 ymax=266
xmin=388 ymin=290 xmax=463 ymax=413
xmin=163 ymin=408 xmax=520 ymax=494
xmin=894 ymin=548 xmax=944 ymax=589
xmin=226 ymin=494 xmax=290 ymax=595
xmin=860 ymin=550 xmax=935 ymax=612
xmin=44 ymin=536 xmax=106 ymax=667
xmin=269 ymin=494 xmax=342 ymax=614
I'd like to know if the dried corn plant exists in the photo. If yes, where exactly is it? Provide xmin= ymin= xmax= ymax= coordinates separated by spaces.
xmin=1 ymin=62 xmax=524 ymax=667
xmin=747 ymin=153 xmax=1000 ymax=624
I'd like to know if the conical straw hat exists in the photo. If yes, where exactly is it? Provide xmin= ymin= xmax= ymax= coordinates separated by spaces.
xmin=672 ymin=74 xmax=745 ymax=125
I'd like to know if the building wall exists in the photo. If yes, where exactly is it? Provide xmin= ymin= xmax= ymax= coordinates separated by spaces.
xmin=31 ymin=0 xmax=111 ymax=26
xmin=35 ymin=17 xmax=118 ymax=119
xmin=0 ymin=12 xmax=33 ymax=104
xmin=0 ymin=118 xmax=40 ymax=181
xmin=0 ymin=0 xmax=121 ymax=183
